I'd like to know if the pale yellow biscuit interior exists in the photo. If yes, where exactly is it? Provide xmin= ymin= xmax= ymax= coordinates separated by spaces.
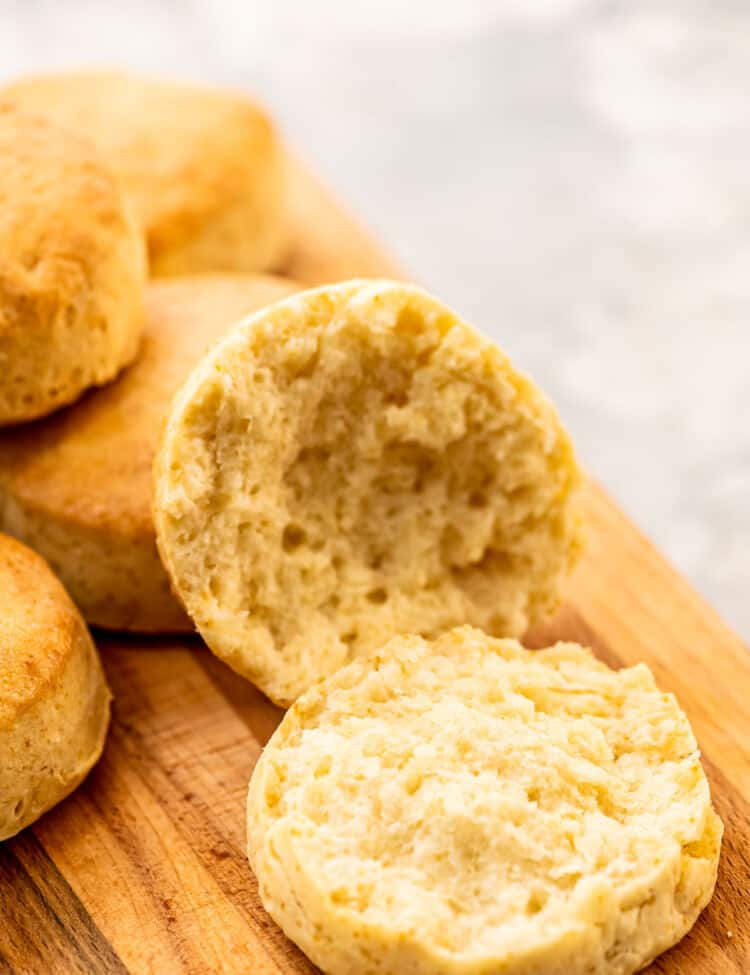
xmin=248 ymin=626 xmax=722 ymax=975
xmin=155 ymin=279 xmax=582 ymax=705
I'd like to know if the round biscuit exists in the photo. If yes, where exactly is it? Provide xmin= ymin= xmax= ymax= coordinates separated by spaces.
xmin=0 ymin=101 xmax=145 ymax=425
xmin=154 ymin=279 xmax=583 ymax=704
xmin=248 ymin=626 xmax=722 ymax=975
xmin=4 ymin=70 xmax=286 ymax=276
xmin=0 ymin=533 xmax=111 ymax=840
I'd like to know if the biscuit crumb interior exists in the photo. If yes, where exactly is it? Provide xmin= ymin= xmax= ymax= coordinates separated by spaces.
xmin=249 ymin=629 xmax=722 ymax=968
xmin=158 ymin=283 xmax=581 ymax=704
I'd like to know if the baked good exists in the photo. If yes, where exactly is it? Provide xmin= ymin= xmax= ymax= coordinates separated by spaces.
xmin=247 ymin=626 xmax=722 ymax=975
xmin=3 ymin=71 xmax=285 ymax=276
xmin=0 ymin=533 xmax=111 ymax=840
xmin=0 ymin=273 xmax=300 ymax=632
xmin=0 ymin=101 xmax=145 ymax=425
xmin=154 ymin=279 xmax=582 ymax=705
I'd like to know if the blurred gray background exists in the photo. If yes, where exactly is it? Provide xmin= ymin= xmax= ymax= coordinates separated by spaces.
xmin=3 ymin=0 xmax=748 ymax=639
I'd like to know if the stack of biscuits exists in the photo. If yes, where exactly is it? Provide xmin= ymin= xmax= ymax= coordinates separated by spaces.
xmin=0 ymin=70 xmax=721 ymax=975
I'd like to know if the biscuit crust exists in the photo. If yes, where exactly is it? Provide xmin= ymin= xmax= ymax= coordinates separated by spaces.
xmin=4 ymin=71 xmax=285 ymax=275
xmin=155 ymin=280 xmax=582 ymax=704
xmin=0 ymin=274 xmax=300 ymax=632
xmin=0 ymin=102 xmax=145 ymax=425
xmin=0 ymin=534 xmax=111 ymax=840
xmin=248 ymin=626 xmax=722 ymax=975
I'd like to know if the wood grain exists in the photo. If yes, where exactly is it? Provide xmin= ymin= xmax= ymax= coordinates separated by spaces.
xmin=1 ymin=158 xmax=747 ymax=974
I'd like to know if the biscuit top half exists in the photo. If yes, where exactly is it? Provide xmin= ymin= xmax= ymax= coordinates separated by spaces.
xmin=154 ymin=279 xmax=583 ymax=705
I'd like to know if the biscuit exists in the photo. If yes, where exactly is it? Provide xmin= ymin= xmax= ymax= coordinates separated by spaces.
xmin=0 ymin=101 xmax=145 ymax=426
xmin=0 ymin=274 xmax=300 ymax=632
xmin=154 ymin=279 xmax=582 ymax=705
xmin=4 ymin=71 xmax=285 ymax=276
xmin=0 ymin=534 xmax=111 ymax=840
xmin=247 ymin=626 xmax=722 ymax=975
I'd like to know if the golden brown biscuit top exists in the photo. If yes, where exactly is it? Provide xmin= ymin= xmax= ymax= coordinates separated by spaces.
xmin=0 ymin=100 xmax=135 ymax=336
xmin=0 ymin=534 xmax=83 ymax=728
xmin=3 ymin=71 xmax=279 ymax=266
xmin=0 ymin=274 xmax=300 ymax=539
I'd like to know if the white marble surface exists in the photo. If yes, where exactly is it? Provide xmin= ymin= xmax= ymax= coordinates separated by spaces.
xmin=3 ymin=0 xmax=748 ymax=639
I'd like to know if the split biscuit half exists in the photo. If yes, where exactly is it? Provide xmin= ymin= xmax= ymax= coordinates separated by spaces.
xmin=155 ymin=279 xmax=582 ymax=704
xmin=248 ymin=626 xmax=722 ymax=975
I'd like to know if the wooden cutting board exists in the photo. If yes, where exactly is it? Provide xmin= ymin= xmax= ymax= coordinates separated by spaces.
xmin=1 ymin=159 xmax=748 ymax=975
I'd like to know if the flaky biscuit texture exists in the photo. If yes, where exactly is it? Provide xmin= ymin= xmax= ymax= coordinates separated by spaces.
xmin=248 ymin=626 xmax=722 ymax=975
xmin=155 ymin=280 xmax=582 ymax=704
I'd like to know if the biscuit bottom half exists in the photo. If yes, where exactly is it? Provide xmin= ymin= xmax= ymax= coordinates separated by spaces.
xmin=247 ymin=626 xmax=722 ymax=975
